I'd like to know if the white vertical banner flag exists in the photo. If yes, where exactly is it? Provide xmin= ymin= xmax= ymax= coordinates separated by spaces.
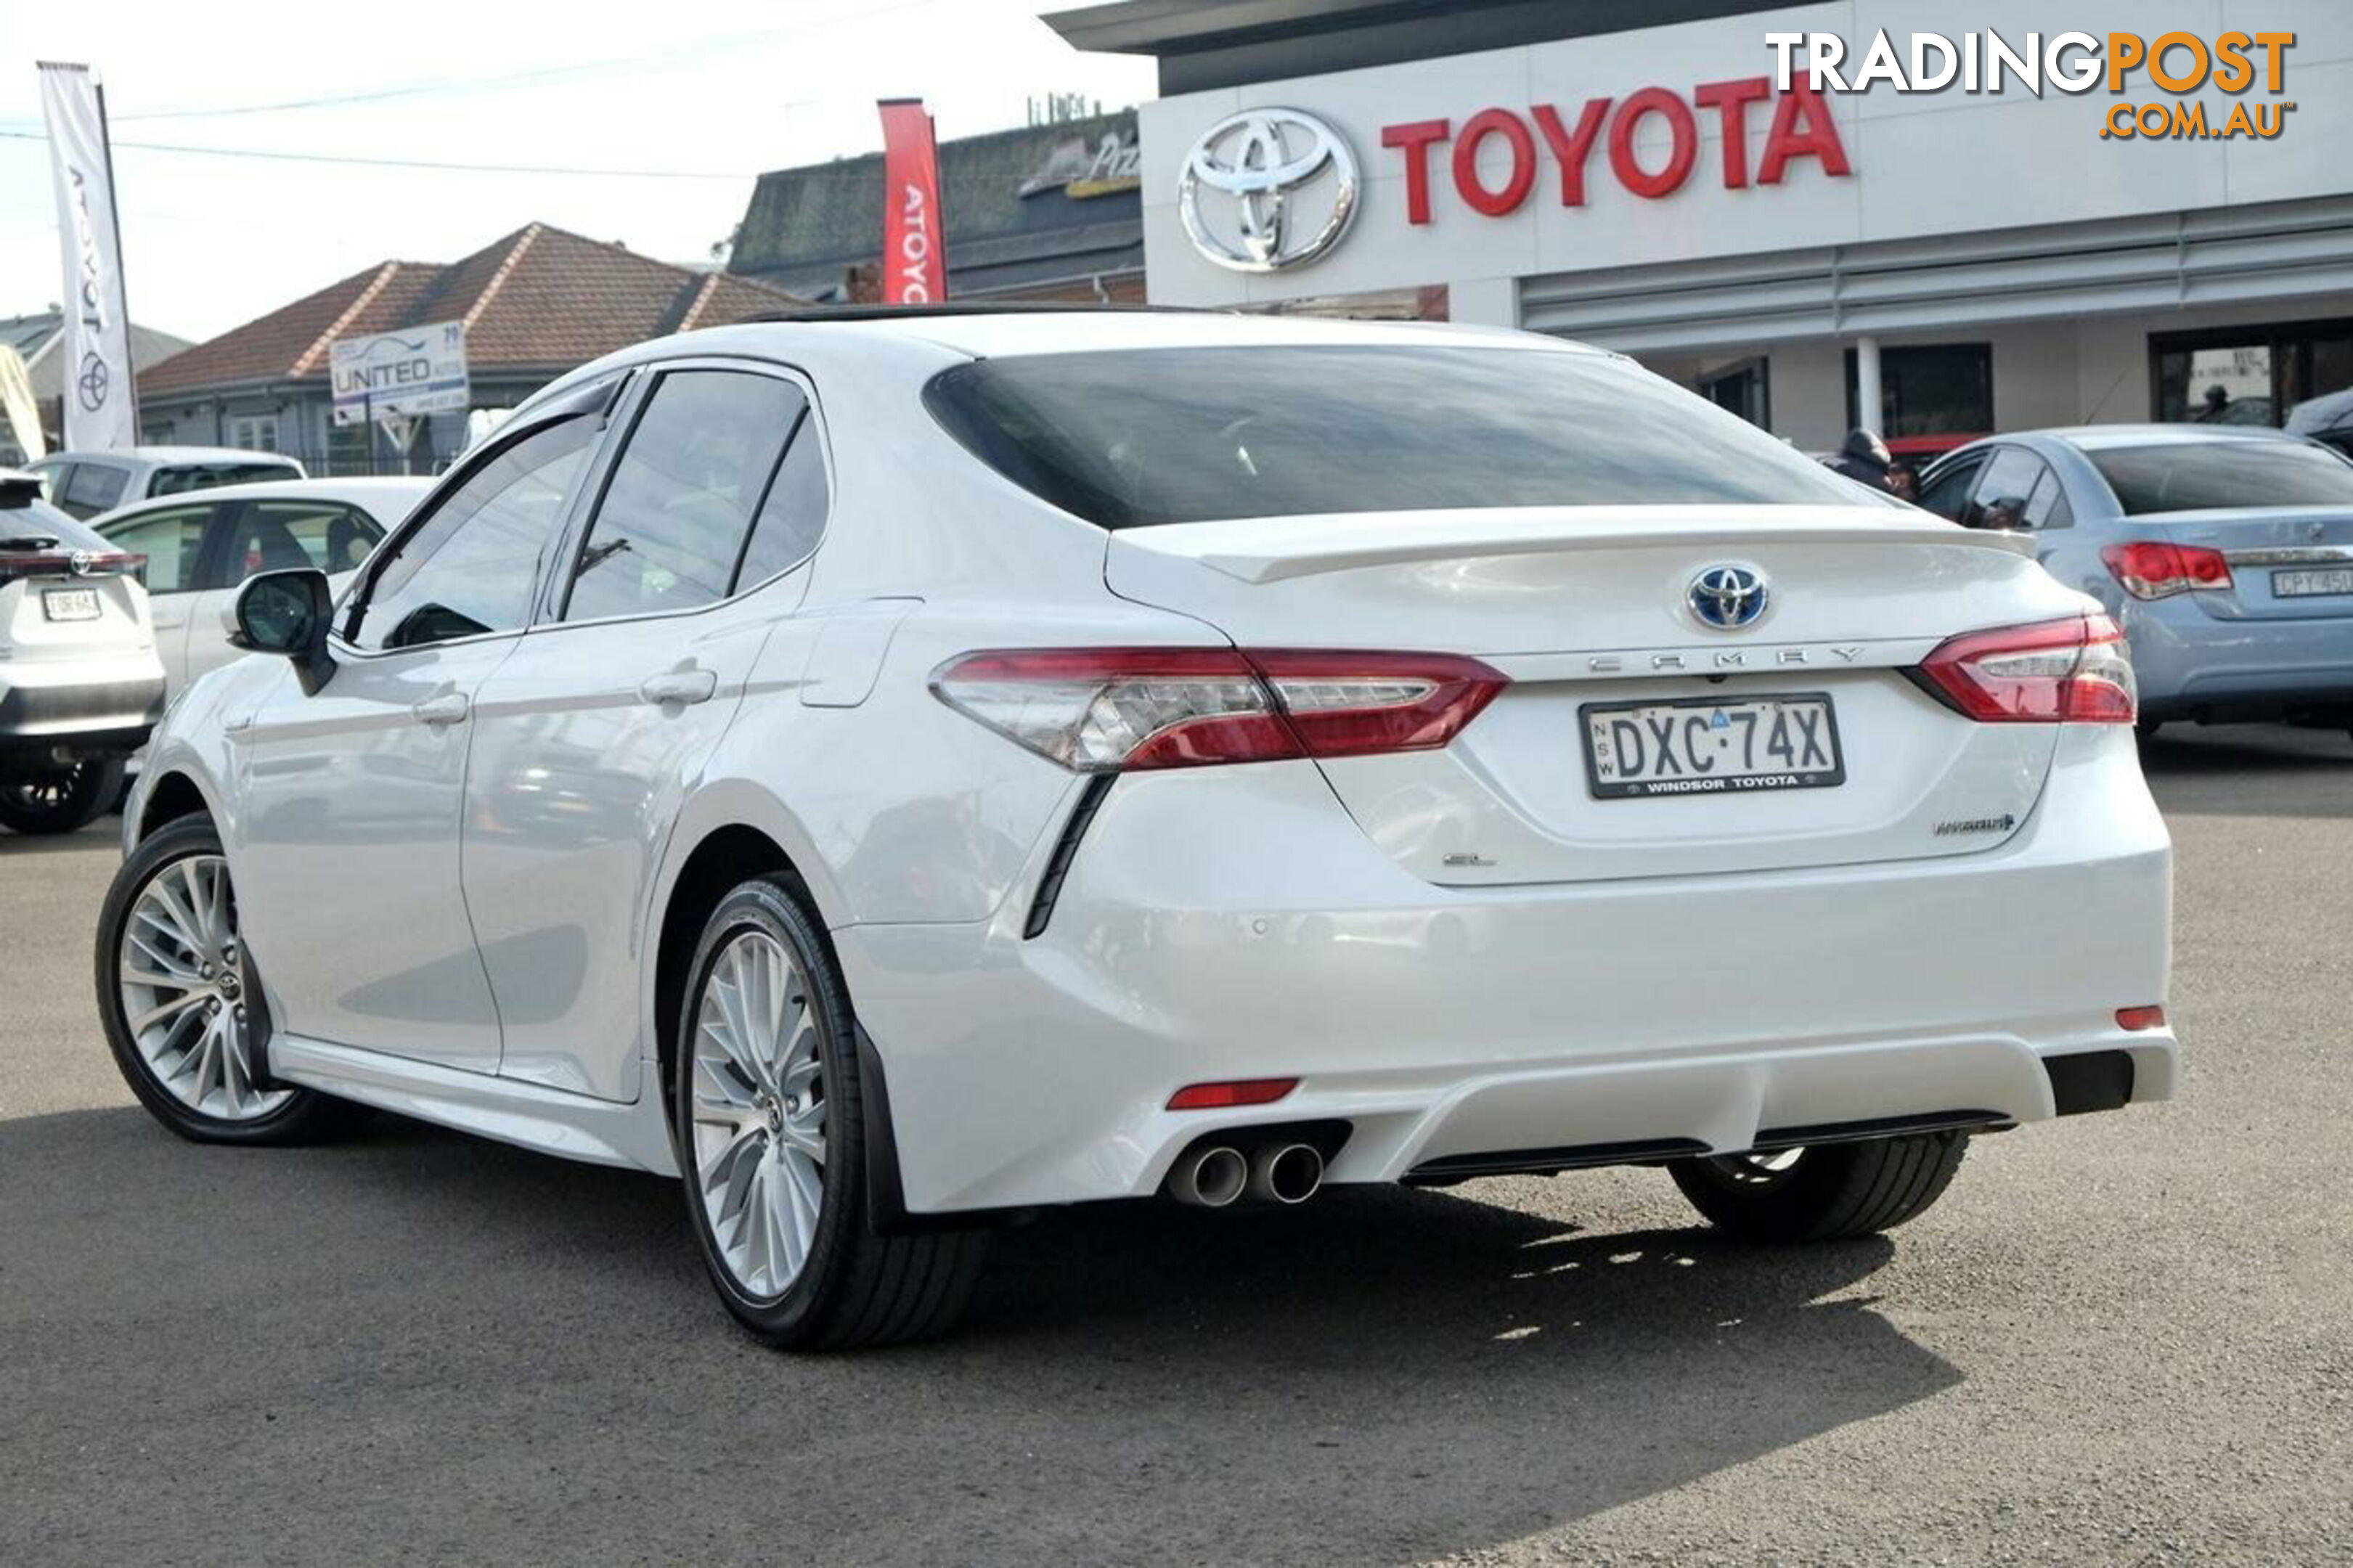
xmin=38 ymin=62 xmax=138 ymax=452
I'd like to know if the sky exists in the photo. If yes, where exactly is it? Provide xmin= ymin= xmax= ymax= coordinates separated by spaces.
xmin=0 ymin=0 xmax=1155 ymax=343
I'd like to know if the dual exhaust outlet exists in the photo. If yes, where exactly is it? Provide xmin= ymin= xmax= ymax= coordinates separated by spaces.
xmin=1165 ymin=1138 xmax=1325 ymax=1208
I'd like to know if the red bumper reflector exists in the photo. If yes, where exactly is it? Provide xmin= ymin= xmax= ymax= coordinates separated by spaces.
xmin=1167 ymin=1077 xmax=1299 ymax=1111
xmin=2116 ymin=1005 xmax=2166 ymax=1032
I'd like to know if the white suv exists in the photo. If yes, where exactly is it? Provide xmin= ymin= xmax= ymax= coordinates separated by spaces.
xmin=0 ymin=473 xmax=166 ymax=833
xmin=99 ymin=311 xmax=2175 ymax=1348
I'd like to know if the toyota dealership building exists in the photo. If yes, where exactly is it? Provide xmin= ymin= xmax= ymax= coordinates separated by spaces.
xmin=1051 ymin=0 xmax=2352 ymax=457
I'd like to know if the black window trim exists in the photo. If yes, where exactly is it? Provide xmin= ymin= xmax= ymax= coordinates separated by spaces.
xmin=534 ymin=354 xmax=832 ymax=637
xmin=333 ymin=373 xmax=627 ymax=658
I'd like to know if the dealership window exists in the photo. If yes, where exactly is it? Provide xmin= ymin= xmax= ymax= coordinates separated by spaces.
xmin=1698 ymin=358 xmax=1770 ymax=430
xmin=228 ymin=415 xmax=280 ymax=452
xmin=1844 ymin=344 xmax=1993 ymax=438
xmin=2153 ymin=319 xmax=2353 ymax=427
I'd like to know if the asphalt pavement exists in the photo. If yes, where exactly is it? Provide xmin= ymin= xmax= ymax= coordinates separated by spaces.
xmin=2 ymin=725 xmax=2349 ymax=1565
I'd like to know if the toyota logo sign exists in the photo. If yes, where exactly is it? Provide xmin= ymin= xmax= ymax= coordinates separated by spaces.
xmin=1179 ymin=107 xmax=1359 ymax=273
xmin=1687 ymin=565 xmax=1770 ymax=630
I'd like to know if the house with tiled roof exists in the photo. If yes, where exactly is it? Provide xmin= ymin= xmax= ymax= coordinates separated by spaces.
xmin=0 ymin=311 xmax=193 ymax=463
xmin=139 ymin=223 xmax=803 ymax=473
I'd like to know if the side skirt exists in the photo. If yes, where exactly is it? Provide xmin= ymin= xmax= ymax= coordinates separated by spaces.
xmin=269 ymin=1034 xmax=680 ymax=1177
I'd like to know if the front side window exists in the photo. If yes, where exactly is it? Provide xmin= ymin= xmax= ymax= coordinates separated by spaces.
xmin=352 ymin=417 xmax=598 ymax=651
xmin=99 ymin=505 xmax=214 ymax=593
xmin=2085 ymin=439 xmax=2353 ymax=515
xmin=221 ymin=499 xmax=384 ymax=580
xmin=562 ymin=369 xmax=807 ymax=622
xmin=926 ymin=346 xmax=1880 ymax=530
xmin=59 ymin=462 xmax=129 ymax=519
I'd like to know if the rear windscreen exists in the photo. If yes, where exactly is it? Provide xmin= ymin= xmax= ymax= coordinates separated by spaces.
xmin=923 ymin=346 xmax=1885 ymax=528
xmin=151 ymin=462 xmax=301 ymax=497
xmin=2087 ymin=440 xmax=2353 ymax=515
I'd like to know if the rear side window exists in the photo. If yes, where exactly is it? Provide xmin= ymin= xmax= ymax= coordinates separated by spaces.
xmin=99 ymin=505 xmax=214 ymax=592
xmin=561 ymin=369 xmax=807 ymax=622
xmin=221 ymin=499 xmax=383 ymax=580
xmin=1967 ymin=446 xmax=2050 ymax=529
xmin=1914 ymin=457 xmax=1981 ymax=520
xmin=150 ymin=460 xmax=301 ymax=497
xmin=60 ymin=462 xmax=129 ymax=518
xmin=2085 ymin=440 xmax=2353 ymax=515
xmin=923 ymin=346 xmax=1883 ymax=528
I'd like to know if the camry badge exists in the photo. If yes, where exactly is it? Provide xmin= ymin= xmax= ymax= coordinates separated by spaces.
xmin=1687 ymin=565 xmax=1769 ymax=630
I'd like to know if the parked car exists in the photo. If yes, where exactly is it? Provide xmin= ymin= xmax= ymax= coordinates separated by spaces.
xmin=99 ymin=311 xmax=2174 ymax=1348
xmin=91 ymin=478 xmax=425 ymax=703
xmin=1917 ymin=425 xmax=2353 ymax=737
xmin=0 ymin=470 xmax=164 ymax=833
xmin=27 ymin=446 xmax=306 ymax=520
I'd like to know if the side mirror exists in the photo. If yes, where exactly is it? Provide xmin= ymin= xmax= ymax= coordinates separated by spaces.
xmin=229 ymin=568 xmax=337 ymax=694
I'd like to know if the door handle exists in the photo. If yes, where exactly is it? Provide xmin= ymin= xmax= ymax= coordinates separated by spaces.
xmin=640 ymin=669 xmax=718 ymax=706
xmin=412 ymin=691 xmax=470 ymax=727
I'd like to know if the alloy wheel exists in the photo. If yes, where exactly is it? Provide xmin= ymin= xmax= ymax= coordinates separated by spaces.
xmin=1707 ymin=1147 xmax=1806 ymax=1188
xmin=689 ymin=928 xmax=828 ymax=1299
xmin=116 ymin=854 xmax=290 ymax=1121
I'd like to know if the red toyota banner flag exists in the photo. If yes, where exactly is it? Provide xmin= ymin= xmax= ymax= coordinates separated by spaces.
xmin=878 ymin=99 xmax=947 ymax=303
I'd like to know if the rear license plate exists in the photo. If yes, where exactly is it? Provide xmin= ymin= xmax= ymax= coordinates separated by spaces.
xmin=2273 ymin=567 xmax=2353 ymax=597
xmin=41 ymin=587 xmax=100 ymax=622
xmin=1582 ymin=693 xmax=1845 ymax=799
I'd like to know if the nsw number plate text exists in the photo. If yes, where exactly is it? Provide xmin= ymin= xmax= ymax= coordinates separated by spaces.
xmin=1583 ymin=694 xmax=1845 ymax=799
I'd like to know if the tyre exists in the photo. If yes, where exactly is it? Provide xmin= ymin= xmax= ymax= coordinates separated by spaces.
xmin=94 ymin=816 xmax=370 ymax=1144
xmin=673 ymin=875 xmax=987 ymax=1349
xmin=1668 ymin=1131 xmax=1969 ymax=1244
xmin=0 ymin=757 xmax=124 ymax=835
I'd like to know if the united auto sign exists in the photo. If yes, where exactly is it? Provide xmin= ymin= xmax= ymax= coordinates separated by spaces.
xmin=1379 ymin=77 xmax=1848 ymax=224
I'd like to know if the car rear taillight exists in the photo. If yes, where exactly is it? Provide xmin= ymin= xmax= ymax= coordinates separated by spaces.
xmin=1914 ymin=614 xmax=2137 ymax=724
xmin=2116 ymin=1005 xmax=2166 ymax=1032
xmin=2100 ymin=540 xmax=2232 ymax=600
xmin=929 ymin=648 xmax=1507 ymax=772
xmin=0 ymin=550 xmax=144 ymax=586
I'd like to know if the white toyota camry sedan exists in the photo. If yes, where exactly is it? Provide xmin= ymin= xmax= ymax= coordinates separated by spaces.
xmin=98 ymin=309 xmax=2175 ymax=1347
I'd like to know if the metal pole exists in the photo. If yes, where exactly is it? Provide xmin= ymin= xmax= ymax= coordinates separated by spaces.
xmin=364 ymin=389 xmax=376 ymax=475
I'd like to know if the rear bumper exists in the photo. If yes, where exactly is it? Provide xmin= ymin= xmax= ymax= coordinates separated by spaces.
xmin=839 ymin=725 xmax=2174 ymax=1214
xmin=2124 ymin=600 xmax=2353 ymax=723
xmin=0 ymin=655 xmax=166 ymax=767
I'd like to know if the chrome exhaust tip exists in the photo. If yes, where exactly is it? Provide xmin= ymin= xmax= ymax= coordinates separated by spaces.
xmin=1167 ymin=1144 xmax=1249 ymax=1208
xmin=1248 ymin=1142 xmax=1324 ymax=1205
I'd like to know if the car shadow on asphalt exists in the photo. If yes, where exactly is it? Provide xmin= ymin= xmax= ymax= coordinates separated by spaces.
xmin=2140 ymin=724 xmax=2353 ymax=819
xmin=2 ymin=1103 xmax=1956 ymax=1561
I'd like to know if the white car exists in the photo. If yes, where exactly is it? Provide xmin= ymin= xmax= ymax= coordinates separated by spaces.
xmin=28 ymin=446 xmax=306 ymax=520
xmin=91 ymin=478 xmax=425 ymax=701
xmin=98 ymin=311 xmax=2176 ymax=1347
xmin=0 ymin=470 xmax=164 ymax=833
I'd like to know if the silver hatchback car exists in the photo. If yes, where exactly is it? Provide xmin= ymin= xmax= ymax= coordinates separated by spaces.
xmin=1918 ymin=425 xmax=2353 ymax=738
